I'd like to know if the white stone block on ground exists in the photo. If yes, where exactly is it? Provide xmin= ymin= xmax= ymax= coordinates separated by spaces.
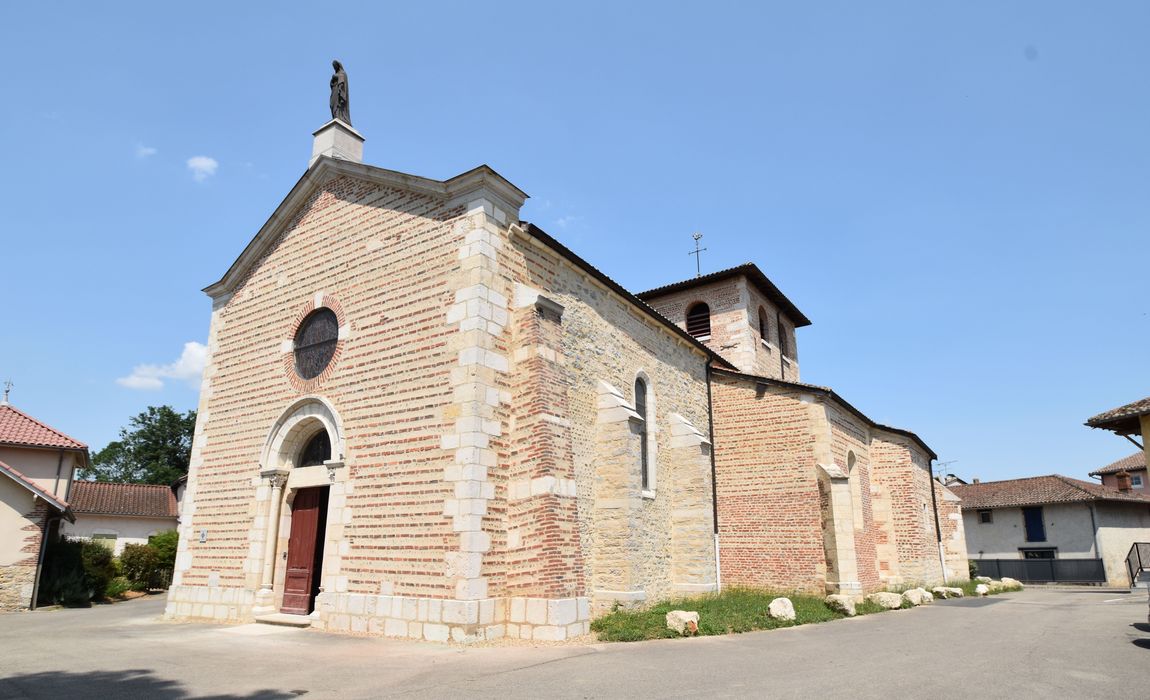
xmin=666 ymin=610 xmax=700 ymax=635
xmin=975 ymin=584 xmax=990 ymax=597
xmin=866 ymin=592 xmax=903 ymax=610
xmin=825 ymin=595 xmax=856 ymax=617
xmin=902 ymin=588 xmax=933 ymax=606
xmin=767 ymin=597 xmax=796 ymax=621
xmin=1000 ymin=577 xmax=1023 ymax=589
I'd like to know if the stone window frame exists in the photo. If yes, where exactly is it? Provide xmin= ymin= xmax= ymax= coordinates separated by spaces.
xmin=634 ymin=369 xmax=659 ymax=499
xmin=1132 ymin=474 xmax=1144 ymax=488
xmin=758 ymin=306 xmax=772 ymax=350
xmin=281 ymin=293 xmax=348 ymax=393
xmin=685 ymin=301 xmax=711 ymax=340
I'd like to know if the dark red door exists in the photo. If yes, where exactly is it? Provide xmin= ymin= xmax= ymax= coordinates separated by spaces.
xmin=281 ymin=486 xmax=329 ymax=615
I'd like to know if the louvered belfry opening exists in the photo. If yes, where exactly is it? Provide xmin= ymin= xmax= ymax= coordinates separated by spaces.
xmin=686 ymin=302 xmax=711 ymax=338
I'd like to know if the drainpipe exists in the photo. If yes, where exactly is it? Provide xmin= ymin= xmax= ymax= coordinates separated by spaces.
xmin=52 ymin=449 xmax=65 ymax=501
xmin=1087 ymin=503 xmax=1100 ymax=559
xmin=706 ymin=359 xmax=721 ymax=593
xmin=929 ymin=466 xmax=948 ymax=584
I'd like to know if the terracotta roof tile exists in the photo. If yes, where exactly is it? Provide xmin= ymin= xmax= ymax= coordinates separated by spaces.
xmin=0 ymin=458 xmax=71 ymax=515
xmin=0 ymin=404 xmax=86 ymax=450
xmin=949 ymin=474 xmax=1150 ymax=510
xmin=1085 ymin=396 xmax=1150 ymax=434
xmin=70 ymin=481 xmax=178 ymax=518
xmin=1089 ymin=452 xmax=1146 ymax=477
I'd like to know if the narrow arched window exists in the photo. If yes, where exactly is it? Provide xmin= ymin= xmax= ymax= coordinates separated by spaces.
xmin=686 ymin=302 xmax=711 ymax=339
xmin=758 ymin=308 xmax=769 ymax=344
xmin=299 ymin=430 xmax=331 ymax=467
xmin=777 ymin=315 xmax=788 ymax=357
xmin=847 ymin=451 xmax=856 ymax=475
xmin=635 ymin=377 xmax=650 ymax=490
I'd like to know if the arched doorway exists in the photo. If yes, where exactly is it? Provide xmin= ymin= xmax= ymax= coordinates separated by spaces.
xmin=281 ymin=430 xmax=331 ymax=615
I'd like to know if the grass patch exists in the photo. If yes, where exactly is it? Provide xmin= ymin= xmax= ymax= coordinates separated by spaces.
xmin=591 ymin=588 xmax=845 ymax=642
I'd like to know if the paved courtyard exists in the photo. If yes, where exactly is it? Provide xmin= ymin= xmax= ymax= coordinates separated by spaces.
xmin=1 ymin=588 xmax=1147 ymax=699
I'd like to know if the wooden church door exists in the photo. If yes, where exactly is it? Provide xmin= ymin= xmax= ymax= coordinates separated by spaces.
xmin=280 ymin=486 xmax=329 ymax=615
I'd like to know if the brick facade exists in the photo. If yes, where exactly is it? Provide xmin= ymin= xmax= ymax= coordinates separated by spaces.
xmin=165 ymin=121 xmax=963 ymax=640
xmin=166 ymin=159 xmax=717 ymax=641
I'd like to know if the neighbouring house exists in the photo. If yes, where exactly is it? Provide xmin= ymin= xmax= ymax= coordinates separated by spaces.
xmin=1087 ymin=396 xmax=1150 ymax=474
xmin=166 ymin=82 xmax=965 ymax=642
xmin=950 ymin=474 xmax=1150 ymax=586
xmin=0 ymin=400 xmax=87 ymax=611
xmin=1090 ymin=452 xmax=1147 ymax=492
xmin=63 ymin=481 xmax=180 ymax=555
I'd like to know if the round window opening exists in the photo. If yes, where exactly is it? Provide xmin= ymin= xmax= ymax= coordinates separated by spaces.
xmin=294 ymin=308 xmax=339 ymax=379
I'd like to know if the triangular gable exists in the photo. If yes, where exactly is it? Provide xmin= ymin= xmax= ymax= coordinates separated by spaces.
xmin=203 ymin=157 xmax=528 ymax=299
xmin=0 ymin=458 xmax=74 ymax=521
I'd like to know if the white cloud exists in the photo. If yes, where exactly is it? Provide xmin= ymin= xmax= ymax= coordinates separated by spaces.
xmin=186 ymin=156 xmax=219 ymax=182
xmin=135 ymin=143 xmax=157 ymax=159
xmin=555 ymin=215 xmax=580 ymax=228
xmin=117 ymin=342 xmax=208 ymax=391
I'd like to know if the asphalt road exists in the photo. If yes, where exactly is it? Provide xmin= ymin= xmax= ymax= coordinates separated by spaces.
xmin=1 ymin=588 xmax=1147 ymax=699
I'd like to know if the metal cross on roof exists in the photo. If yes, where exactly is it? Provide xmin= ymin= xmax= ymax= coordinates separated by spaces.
xmin=688 ymin=232 xmax=707 ymax=278
xmin=2 ymin=379 xmax=12 ymax=404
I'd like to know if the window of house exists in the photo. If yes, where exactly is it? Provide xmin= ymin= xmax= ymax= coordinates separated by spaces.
xmin=294 ymin=307 xmax=339 ymax=379
xmin=758 ymin=308 xmax=769 ymax=346
xmin=1022 ymin=506 xmax=1046 ymax=542
xmin=299 ymin=430 xmax=331 ymax=467
xmin=1133 ymin=474 xmax=1144 ymax=488
xmin=1020 ymin=548 xmax=1056 ymax=559
xmin=776 ymin=314 xmax=788 ymax=357
xmin=978 ymin=510 xmax=993 ymax=524
xmin=635 ymin=377 xmax=650 ymax=491
xmin=91 ymin=533 xmax=117 ymax=550
xmin=686 ymin=302 xmax=711 ymax=339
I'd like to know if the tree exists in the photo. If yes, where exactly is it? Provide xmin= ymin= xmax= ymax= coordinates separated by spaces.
xmin=81 ymin=406 xmax=197 ymax=484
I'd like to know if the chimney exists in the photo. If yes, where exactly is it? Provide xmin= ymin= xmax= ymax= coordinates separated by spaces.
xmin=972 ymin=478 xmax=980 ymax=484
xmin=1116 ymin=471 xmax=1132 ymax=492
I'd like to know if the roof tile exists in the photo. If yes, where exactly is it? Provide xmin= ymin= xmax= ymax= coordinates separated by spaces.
xmin=1088 ymin=452 xmax=1146 ymax=477
xmin=949 ymin=474 xmax=1150 ymax=510
xmin=0 ymin=404 xmax=87 ymax=450
xmin=70 ymin=481 xmax=178 ymax=518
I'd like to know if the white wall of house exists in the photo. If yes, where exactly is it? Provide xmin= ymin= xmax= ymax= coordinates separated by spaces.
xmin=64 ymin=514 xmax=178 ymax=555
xmin=1095 ymin=502 xmax=1150 ymax=586
xmin=962 ymin=502 xmax=1098 ymax=559
xmin=0 ymin=446 xmax=77 ymax=503
xmin=0 ymin=477 xmax=35 ymax=566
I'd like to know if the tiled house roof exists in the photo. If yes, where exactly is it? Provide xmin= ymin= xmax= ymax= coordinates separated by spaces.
xmin=1085 ymin=396 xmax=1150 ymax=435
xmin=70 ymin=481 xmax=178 ymax=518
xmin=0 ymin=404 xmax=87 ymax=450
xmin=1089 ymin=452 xmax=1146 ymax=477
xmin=0 ymin=458 xmax=72 ymax=517
xmin=949 ymin=474 xmax=1150 ymax=511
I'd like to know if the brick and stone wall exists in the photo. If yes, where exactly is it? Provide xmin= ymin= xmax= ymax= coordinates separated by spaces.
xmin=642 ymin=277 xmax=800 ymax=381
xmin=710 ymin=373 xmax=827 ymax=593
xmin=0 ymin=484 xmax=49 ymax=611
xmin=167 ymin=162 xmax=717 ymax=642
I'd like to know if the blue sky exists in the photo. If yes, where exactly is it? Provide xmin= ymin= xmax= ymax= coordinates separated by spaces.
xmin=1 ymin=2 xmax=1146 ymax=481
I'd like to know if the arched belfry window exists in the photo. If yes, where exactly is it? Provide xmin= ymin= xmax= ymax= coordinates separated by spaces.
xmin=758 ymin=308 xmax=769 ymax=344
xmin=635 ymin=377 xmax=650 ymax=490
xmin=298 ymin=430 xmax=331 ymax=467
xmin=686 ymin=302 xmax=711 ymax=339
xmin=777 ymin=314 xmax=788 ymax=357
xmin=847 ymin=451 xmax=856 ymax=475
xmin=294 ymin=308 xmax=339 ymax=380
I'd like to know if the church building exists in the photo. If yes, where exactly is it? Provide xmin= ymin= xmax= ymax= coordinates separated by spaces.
xmin=166 ymin=75 xmax=966 ymax=642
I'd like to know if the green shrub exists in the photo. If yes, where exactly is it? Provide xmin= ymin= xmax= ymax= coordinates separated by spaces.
xmin=968 ymin=560 xmax=978 ymax=578
xmin=149 ymin=530 xmax=179 ymax=571
xmin=120 ymin=543 xmax=159 ymax=587
xmin=105 ymin=577 xmax=132 ymax=598
xmin=38 ymin=537 xmax=89 ymax=607
xmin=80 ymin=540 xmax=117 ymax=600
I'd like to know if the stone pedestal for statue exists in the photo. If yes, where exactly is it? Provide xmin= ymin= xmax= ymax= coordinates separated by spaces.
xmin=311 ymin=119 xmax=364 ymax=167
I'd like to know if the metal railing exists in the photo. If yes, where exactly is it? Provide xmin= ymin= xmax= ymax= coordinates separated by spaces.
xmin=1126 ymin=543 xmax=1150 ymax=587
xmin=971 ymin=558 xmax=1106 ymax=584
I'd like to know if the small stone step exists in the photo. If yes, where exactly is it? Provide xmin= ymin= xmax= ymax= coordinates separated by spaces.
xmin=254 ymin=613 xmax=312 ymax=628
